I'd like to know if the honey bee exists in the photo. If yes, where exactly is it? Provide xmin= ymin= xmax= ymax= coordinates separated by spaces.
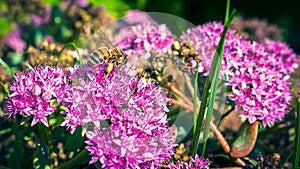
xmin=169 ymin=39 xmax=201 ymax=73
xmin=142 ymin=66 xmax=174 ymax=84
xmin=136 ymin=38 xmax=199 ymax=87
xmin=86 ymin=29 xmax=127 ymax=70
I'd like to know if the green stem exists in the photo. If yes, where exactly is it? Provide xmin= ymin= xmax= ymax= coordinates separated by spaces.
xmin=281 ymin=151 xmax=294 ymax=169
xmin=0 ymin=58 xmax=15 ymax=76
xmin=193 ymin=62 xmax=199 ymax=134
xmin=294 ymin=98 xmax=300 ymax=168
xmin=56 ymin=149 xmax=89 ymax=169
xmin=58 ymin=42 xmax=82 ymax=65
xmin=220 ymin=106 xmax=234 ymax=120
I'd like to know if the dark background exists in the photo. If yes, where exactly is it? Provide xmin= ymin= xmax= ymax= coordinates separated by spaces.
xmin=142 ymin=0 xmax=300 ymax=53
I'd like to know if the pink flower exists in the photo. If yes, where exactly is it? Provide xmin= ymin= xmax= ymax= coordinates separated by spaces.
xmin=5 ymin=66 xmax=74 ymax=127
xmin=180 ymin=22 xmax=296 ymax=127
xmin=263 ymin=39 xmax=298 ymax=75
xmin=65 ymin=63 xmax=176 ymax=167
xmin=227 ymin=55 xmax=292 ymax=127
xmin=5 ymin=27 xmax=26 ymax=52
xmin=76 ymin=0 xmax=89 ymax=7
xmin=180 ymin=21 xmax=243 ymax=78
xmin=115 ymin=23 xmax=173 ymax=59
xmin=86 ymin=127 xmax=175 ymax=168
xmin=32 ymin=6 xmax=51 ymax=26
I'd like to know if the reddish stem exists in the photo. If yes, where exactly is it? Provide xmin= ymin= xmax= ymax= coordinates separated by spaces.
xmin=167 ymin=83 xmax=194 ymax=107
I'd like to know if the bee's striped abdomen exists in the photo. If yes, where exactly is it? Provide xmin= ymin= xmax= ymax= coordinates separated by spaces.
xmin=87 ymin=47 xmax=111 ymax=66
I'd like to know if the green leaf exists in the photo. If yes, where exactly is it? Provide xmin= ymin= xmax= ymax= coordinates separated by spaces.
xmin=51 ymin=5 xmax=63 ymax=25
xmin=56 ymin=149 xmax=89 ymax=169
xmin=294 ymin=98 xmax=300 ymax=168
xmin=0 ymin=17 xmax=10 ymax=36
xmin=38 ymin=124 xmax=51 ymax=147
xmin=137 ymin=0 xmax=149 ymax=10
xmin=193 ymin=62 xmax=199 ymax=134
xmin=42 ymin=0 xmax=63 ymax=5
xmin=89 ymin=0 xmax=130 ymax=17
xmin=34 ymin=29 xmax=45 ymax=46
xmin=0 ymin=58 xmax=15 ymax=76
xmin=0 ymin=1 xmax=8 ymax=11
xmin=0 ymin=127 xmax=12 ymax=136
xmin=8 ymin=120 xmax=24 ymax=169
xmin=33 ymin=137 xmax=51 ymax=169
xmin=65 ymin=127 xmax=84 ymax=152
xmin=8 ymin=52 xmax=24 ymax=65
xmin=229 ymin=121 xmax=258 ymax=158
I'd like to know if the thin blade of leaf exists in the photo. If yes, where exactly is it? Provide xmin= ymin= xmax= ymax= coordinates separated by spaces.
xmin=190 ymin=0 xmax=234 ymax=157
xmin=0 ymin=58 xmax=15 ymax=76
xmin=194 ymin=62 xmax=199 ymax=133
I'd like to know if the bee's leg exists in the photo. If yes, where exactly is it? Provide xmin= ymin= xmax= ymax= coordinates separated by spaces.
xmin=105 ymin=63 xmax=114 ymax=74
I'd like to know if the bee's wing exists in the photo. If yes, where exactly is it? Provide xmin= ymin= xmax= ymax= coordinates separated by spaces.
xmin=83 ymin=28 xmax=115 ymax=61
xmin=94 ymin=29 xmax=115 ymax=48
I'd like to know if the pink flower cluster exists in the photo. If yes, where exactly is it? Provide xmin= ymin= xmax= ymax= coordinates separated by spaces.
xmin=180 ymin=22 xmax=242 ymax=78
xmin=5 ymin=27 xmax=27 ymax=52
xmin=32 ymin=6 xmax=52 ymax=26
xmin=5 ymin=66 xmax=73 ymax=127
xmin=86 ymin=127 xmax=175 ymax=168
xmin=263 ymin=39 xmax=298 ymax=75
xmin=63 ymin=63 xmax=175 ymax=168
xmin=115 ymin=22 xmax=173 ymax=60
xmin=169 ymin=155 xmax=209 ymax=169
xmin=181 ymin=22 xmax=297 ymax=127
xmin=5 ymin=63 xmax=176 ymax=167
xmin=60 ymin=64 xmax=114 ymax=133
